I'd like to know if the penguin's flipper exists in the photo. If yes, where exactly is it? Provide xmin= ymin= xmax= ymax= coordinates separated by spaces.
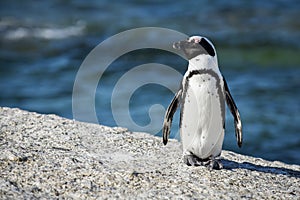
xmin=223 ymin=77 xmax=243 ymax=147
xmin=163 ymin=89 xmax=182 ymax=145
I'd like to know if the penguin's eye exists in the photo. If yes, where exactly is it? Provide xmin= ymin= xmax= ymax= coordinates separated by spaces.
xmin=189 ymin=38 xmax=200 ymax=44
xmin=193 ymin=38 xmax=201 ymax=43
xmin=188 ymin=38 xmax=196 ymax=43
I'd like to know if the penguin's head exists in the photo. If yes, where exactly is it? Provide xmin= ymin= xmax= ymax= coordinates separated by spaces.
xmin=173 ymin=36 xmax=216 ymax=60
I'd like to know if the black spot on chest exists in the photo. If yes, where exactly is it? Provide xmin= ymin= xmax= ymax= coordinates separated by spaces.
xmin=179 ymin=69 xmax=225 ymax=128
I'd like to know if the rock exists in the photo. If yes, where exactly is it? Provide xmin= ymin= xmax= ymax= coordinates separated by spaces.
xmin=0 ymin=107 xmax=299 ymax=199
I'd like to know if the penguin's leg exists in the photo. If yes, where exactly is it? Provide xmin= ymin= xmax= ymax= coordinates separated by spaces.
xmin=202 ymin=156 xmax=223 ymax=170
xmin=183 ymin=153 xmax=223 ymax=170
xmin=183 ymin=152 xmax=203 ymax=166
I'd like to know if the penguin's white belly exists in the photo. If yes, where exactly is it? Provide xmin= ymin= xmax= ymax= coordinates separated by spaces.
xmin=180 ymin=74 xmax=225 ymax=159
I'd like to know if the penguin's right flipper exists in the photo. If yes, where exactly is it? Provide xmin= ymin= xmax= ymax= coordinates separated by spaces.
xmin=223 ymin=77 xmax=243 ymax=147
xmin=163 ymin=89 xmax=182 ymax=145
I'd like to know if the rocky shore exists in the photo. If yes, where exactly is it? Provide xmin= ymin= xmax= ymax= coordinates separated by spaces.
xmin=0 ymin=107 xmax=299 ymax=199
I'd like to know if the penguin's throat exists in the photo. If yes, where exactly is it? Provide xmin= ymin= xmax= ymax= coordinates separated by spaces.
xmin=188 ymin=58 xmax=219 ymax=71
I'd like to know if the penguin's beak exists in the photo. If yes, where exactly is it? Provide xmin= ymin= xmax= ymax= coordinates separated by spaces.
xmin=173 ymin=41 xmax=183 ymax=50
xmin=173 ymin=40 xmax=191 ymax=50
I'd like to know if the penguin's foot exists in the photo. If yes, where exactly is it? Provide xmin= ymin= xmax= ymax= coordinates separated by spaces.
xmin=205 ymin=158 xmax=223 ymax=170
xmin=183 ymin=154 xmax=203 ymax=166
xmin=183 ymin=155 xmax=223 ymax=170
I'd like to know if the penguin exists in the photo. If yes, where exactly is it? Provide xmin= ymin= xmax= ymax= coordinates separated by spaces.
xmin=162 ymin=36 xmax=242 ymax=170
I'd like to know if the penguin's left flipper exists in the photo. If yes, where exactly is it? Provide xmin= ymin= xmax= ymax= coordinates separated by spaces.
xmin=223 ymin=77 xmax=243 ymax=147
xmin=162 ymin=89 xmax=182 ymax=145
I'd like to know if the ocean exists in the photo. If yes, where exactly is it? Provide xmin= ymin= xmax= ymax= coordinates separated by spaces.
xmin=1 ymin=0 xmax=299 ymax=164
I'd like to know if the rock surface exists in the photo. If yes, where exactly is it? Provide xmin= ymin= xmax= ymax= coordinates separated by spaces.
xmin=0 ymin=107 xmax=299 ymax=199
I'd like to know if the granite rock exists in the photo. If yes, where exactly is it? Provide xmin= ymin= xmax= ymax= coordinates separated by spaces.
xmin=0 ymin=107 xmax=299 ymax=199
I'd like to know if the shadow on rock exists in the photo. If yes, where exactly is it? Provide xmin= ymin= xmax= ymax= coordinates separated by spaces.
xmin=222 ymin=159 xmax=300 ymax=178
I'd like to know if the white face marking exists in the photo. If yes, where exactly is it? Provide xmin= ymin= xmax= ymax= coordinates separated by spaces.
xmin=188 ymin=36 xmax=202 ymax=43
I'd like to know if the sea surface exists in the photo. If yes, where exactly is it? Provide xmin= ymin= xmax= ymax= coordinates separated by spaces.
xmin=1 ymin=0 xmax=299 ymax=164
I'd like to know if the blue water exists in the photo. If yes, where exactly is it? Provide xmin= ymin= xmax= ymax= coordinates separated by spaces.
xmin=1 ymin=0 xmax=300 ymax=164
